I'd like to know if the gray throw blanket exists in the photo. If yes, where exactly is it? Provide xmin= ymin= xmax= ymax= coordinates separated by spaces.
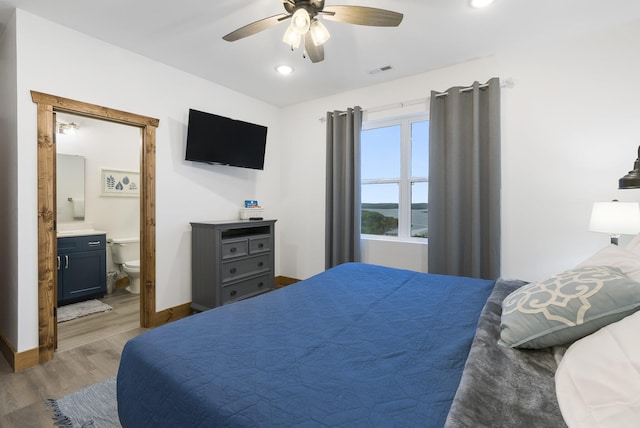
xmin=445 ymin=279 xmax=568 ymax=428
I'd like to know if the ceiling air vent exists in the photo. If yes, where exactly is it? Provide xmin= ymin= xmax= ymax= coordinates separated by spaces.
xmin=368 ymin=65 xmax=393 ymax=75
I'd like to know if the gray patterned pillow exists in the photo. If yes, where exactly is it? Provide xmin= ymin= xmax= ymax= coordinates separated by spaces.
xmin=499 ymin=265 xmax=640 ymax=349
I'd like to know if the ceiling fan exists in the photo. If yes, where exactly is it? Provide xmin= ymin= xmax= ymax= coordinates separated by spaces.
xmin=223 ymin=0 xmax=403 ymax=63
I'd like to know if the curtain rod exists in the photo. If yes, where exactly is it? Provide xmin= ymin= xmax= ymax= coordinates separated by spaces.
xmin=433 ymin=78 xmax=513 ymax=98
xmin=365 ymin=77 xmax=514 ymax=114
xmin=365 ymin=97 xmax=427 ymax=115
xmin=318 ymin=78 xmax=514 ymax=122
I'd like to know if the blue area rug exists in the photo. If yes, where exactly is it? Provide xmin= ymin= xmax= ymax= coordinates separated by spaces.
xmin=47 ymin=376 xmax=120 ymax=427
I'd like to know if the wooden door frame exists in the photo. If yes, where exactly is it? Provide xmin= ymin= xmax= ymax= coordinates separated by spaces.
xmin=32 ymin=91 xmax=159 ymax=363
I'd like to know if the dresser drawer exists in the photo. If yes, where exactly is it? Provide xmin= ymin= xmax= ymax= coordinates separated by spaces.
xmin=221 ymin=238 xmax=248 ymax=259
xmin=58 ymin=234 xmax=106 ymax=252
xmin=221 ymin=254 xmax=271 ymax=282
xmin=249 ymin=235 xmax=271 ymax=254
xmin=222 ymin=274 xmax=273 ymax=304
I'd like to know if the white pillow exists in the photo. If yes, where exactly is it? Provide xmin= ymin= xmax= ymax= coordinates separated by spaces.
xmin=555 ymin=311 xmax=640 ymax=427
xmin=576 ymin=244 xmax=640 ymax=283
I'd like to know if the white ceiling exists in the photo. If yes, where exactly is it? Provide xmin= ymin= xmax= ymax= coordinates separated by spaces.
xmin=2 ymin=0 xmax=640 ymax=107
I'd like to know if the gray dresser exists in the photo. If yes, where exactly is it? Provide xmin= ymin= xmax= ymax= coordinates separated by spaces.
xmin=190 ymin=219 xmax=276 ymax=312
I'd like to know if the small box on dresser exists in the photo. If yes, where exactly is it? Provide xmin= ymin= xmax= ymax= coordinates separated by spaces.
xmin=190 ymin=219 xmax=276 ymax=311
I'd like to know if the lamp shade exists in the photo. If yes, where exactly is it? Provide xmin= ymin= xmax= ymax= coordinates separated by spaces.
xmin=589 ymin=201 xmax=640 ymax=235
xmin=619 ymin=145 xmax=640 ymax=189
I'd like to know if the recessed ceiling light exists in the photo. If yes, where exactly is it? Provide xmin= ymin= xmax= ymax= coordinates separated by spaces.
xmin=470 ymin=0 xmax=495 ymax=8
xmin=276 ymin=65 xmax=294 ymax=75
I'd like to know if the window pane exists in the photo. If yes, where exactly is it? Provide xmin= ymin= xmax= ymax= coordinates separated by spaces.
xmin=411 ymin=120 xmax=429 ymax=178
xmin=361 ymin=183 xmax=399 ymax=236
xmin=411 ymin=182 xmax=428 ymax=238
xmin=361 ymin=125 xmax=401 ymax=180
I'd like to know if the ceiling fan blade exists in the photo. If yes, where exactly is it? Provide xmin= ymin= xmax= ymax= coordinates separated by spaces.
xmin=304 ymin=32 xmax=324 ymax=63
xmin=223 ymin=14 xmax=290 ymax=42
xmin=321 ymin=6 xmax=403 ymax=27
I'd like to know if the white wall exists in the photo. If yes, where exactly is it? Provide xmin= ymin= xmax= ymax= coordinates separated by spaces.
xmin=12 ymin=9 xmax=283 ymax=352
xmin=280 ymin=19 xmax=640 ymax=282
xmin=0 ymin=11 xmax=19 ymax=349
xmin=57 ymin=115 xmax=141 ymax=240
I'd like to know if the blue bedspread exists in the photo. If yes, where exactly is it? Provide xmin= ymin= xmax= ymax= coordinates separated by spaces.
xmin=117 ymin=263 xmax=494 ymax=427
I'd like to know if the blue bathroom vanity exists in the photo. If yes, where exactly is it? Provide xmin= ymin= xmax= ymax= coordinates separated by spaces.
xmin=57 ymin=232 xmax=107 ymax=306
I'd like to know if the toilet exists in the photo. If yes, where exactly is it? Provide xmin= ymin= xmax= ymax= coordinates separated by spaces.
xmin=111 ymin=237 xmax=141 ymax=294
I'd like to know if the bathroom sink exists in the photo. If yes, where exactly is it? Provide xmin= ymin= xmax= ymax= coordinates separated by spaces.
xmin=57 ymin=222 xmax=104 ymax=237
xmin=57 ymin=229 xmax=106 ymax=237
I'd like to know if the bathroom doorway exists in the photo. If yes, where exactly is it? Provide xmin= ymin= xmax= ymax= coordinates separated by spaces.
xmin=33 ymin=91 xmax=159 ymax=364
xmin=55 ymin=112 xmax=142 ymax=352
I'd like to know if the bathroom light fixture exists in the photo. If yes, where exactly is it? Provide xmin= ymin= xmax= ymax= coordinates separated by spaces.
xmin=589 ymin=200 xmax=640 ymax=245
xmin=57 ymin=122 xmax=80 ymax=135
xmin=276 ymin=65 xmax=294 ymax=75
xmin=618 ymin=145 xmax=640 ymax=189
xmin=470 ymin=0 xmax=496 ymax=8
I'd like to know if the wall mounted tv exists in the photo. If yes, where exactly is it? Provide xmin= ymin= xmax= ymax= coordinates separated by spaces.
xmin=185 ymin=109 xmax=268 ymax=170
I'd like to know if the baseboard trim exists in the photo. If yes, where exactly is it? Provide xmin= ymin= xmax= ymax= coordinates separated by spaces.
xmin=0 ymin=335 xmax=39 ymax=372
xmin=275 ymin=275 xmax=301 ymax=288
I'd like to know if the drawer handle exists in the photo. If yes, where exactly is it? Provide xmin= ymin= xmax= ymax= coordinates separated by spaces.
xmin=257 ymin=282 xmax=264 ymax=288
xmin=230 ymin=290 xmax=237 ymax=296
xmin=88 ymin=241 xmax=101 ymax=246
xmin=258 ymin=243 xmax=264 ymax=248
xmin=258 ymin=261 xmax=264 ymax=267
xmin=230 ymin=268 xmax=237 ymax=274
xmin=230 ymin=247 xmax=237 ymax=253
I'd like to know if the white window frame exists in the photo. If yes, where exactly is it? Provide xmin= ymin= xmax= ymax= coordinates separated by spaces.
xmin=361 ymin=112 xmax=429 ymax=242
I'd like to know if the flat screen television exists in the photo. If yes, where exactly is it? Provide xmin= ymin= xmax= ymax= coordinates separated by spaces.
xmin=185 ymin=109 xmax=268 ymax=170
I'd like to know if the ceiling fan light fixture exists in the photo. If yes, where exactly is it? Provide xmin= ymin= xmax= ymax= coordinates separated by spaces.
xmin=309 ymin=19 xmax=330 ymax=46
xmin=282 ymin=25 xmax=302 ymax=48
xmin=224 ymin=1 xmax=403 ymax=64
xmin=291 ymin=8 xmax=311 ymax=35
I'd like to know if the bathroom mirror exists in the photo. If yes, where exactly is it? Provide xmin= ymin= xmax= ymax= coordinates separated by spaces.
xmin=57 ymin=153 xmax=86 ymax=222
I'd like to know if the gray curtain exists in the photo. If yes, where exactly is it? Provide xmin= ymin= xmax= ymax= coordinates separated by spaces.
xmin=428 ymin=78 xmax=501 ymax=279
xmin=325 ymin=107 xmax=363 ymax=269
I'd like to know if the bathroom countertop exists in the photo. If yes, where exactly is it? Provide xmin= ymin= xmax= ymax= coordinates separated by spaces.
xmin=57 ymin=229 xmax=107 ymax=238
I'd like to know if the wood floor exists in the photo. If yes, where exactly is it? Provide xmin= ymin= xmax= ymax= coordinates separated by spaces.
xmin=0 ymin=289 xmax=144 ymax=427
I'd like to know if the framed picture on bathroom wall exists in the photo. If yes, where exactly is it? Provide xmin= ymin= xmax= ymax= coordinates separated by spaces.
xmin=101 ymin=169 xmax=140 ymax=197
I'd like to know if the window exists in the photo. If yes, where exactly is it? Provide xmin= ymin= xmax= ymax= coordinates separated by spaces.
xmin=361 ymin=114 xmax=429 ymax=240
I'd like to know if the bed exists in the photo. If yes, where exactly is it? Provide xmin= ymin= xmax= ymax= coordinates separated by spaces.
xmin=117 ymin=263 xmax=494 ymax=427
xmin=117 ymin=256 xmax=640 ymax=427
